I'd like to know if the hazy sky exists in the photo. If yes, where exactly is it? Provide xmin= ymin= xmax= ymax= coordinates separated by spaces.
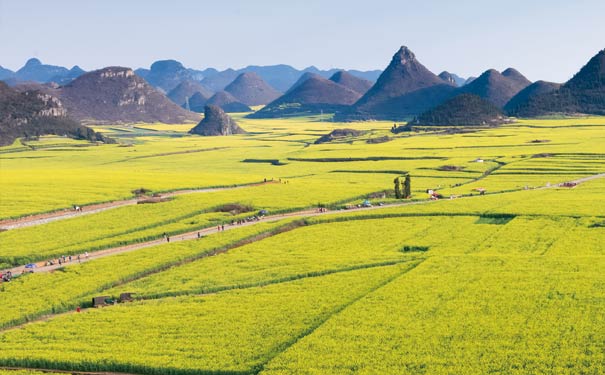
xmin=1 ymin=0 xmax=603 ymax=82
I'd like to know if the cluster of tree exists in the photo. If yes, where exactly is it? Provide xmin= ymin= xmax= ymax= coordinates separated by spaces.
xmin=412 ymin=94 xmax=507 ymax=126
xmin=508 ymin=88 xmax=605 ymax=116
xmin=394 ymin=174 xmax=411 ymax=199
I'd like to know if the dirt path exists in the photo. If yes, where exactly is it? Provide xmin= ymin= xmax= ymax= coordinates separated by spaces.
xmin=4 ymin=172 xmax=603 ymax=276
xmin=3 ymin=203 xmax=422 ymax=275
xmin=561 ymin=172 xmax=605 ymax=184
xmin=0 ymin=181 xmax=273 ymax=230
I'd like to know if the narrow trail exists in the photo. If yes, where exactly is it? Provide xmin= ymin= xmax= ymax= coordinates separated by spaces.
xmin=3 ymin=172 xmax=603 ymax=276
xmin=558 ymin=172 xmax=605 ymax=184
xmin=0 ymin=181 xmax=273 ymax=231
xmin=255 ymin=259 xmax=426 ymax=375
xmin=2 ymin=203 xmax=425 ymax=275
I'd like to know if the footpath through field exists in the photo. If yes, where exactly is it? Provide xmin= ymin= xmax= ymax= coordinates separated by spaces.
xmin=2 ymin=202 xmax=429 ymax=275
xmin=0 ymin=181 xmax=273 ymax=230
xmin=3 ymin=172 xmax=604 ymax=276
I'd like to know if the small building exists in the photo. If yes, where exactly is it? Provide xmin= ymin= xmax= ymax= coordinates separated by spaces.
xmin=92 ymin=296 xmax=110 ymax=308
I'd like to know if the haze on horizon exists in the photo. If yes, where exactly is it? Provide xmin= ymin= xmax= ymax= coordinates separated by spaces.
xmin=1 ymin=0 xmax=603 ymax=83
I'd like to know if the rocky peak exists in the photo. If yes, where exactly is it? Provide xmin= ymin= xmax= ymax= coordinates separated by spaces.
xmin=57 ymin=66 xmax=200 ymax=123
xmin=96 ymin=67 xmax=135 ymax=79
xmin=393 ymin=46 xmax=416 ymax=65
xmin=189 ymin=105 xmax=246 ymax=136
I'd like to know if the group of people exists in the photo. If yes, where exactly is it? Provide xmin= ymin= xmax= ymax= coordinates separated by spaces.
xmin=0 ymin=270 xmax=13 ymax=282
xmin=264 ymin=177 xmax=289 ymax=184
xmin=46 ymin=252 xmax=89 ymax=266
xmin=231 ymin=215 xmax=263 ymax=226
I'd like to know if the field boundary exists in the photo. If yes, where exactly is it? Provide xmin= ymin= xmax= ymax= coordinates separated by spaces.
xmin=135 ymin=258 xmax=423 ymax=301
xmin=254 ymin=258 xmax=426 ymax=374
xmin=0 ymin=220 xmax=308 ymax=331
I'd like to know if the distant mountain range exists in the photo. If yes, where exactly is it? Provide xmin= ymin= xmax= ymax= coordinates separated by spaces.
xmin=412 ymin=49 xmax=605 ymax=124
xmin=458 ymin=68 xmax=531 ymax=107
xmin=135 ymin=60 xmax=206 ymax=93
xmin=2 ymin=47 xmax=602 ymax=127
xmin=249 ymin=71 xmax=367 ymax=118
xmin=1 ymin=58 xmax=387 ymax=94
xmin=134 ymin=60 xmax=384 ymax=93
xmin=2 ymin=58 xmax=85 ymax=86
xmin=335 ymin=46 xmax=537 ymax=121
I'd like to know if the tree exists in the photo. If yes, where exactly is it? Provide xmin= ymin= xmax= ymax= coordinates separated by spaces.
xmin=393 ymin=177 xmax=403 ymax=199
xmin=404 ymin=174 xmax=411 ymax=198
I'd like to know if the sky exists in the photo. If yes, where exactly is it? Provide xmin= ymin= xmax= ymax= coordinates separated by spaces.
xmin=1 ymin=0 xmax=604 ymax=82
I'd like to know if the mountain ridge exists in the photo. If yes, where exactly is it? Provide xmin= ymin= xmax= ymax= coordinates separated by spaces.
xmin=58 ymin=67 xmax=200 ymax=124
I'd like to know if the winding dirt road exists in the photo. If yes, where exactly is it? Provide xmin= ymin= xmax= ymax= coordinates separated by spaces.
xmin=3 ymin=172 xmax=603 ymax=276
xmin=2 ymin=202 xmax=427 ymax=275
xmin=0 ymin=181 xmax=273 ymax=231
